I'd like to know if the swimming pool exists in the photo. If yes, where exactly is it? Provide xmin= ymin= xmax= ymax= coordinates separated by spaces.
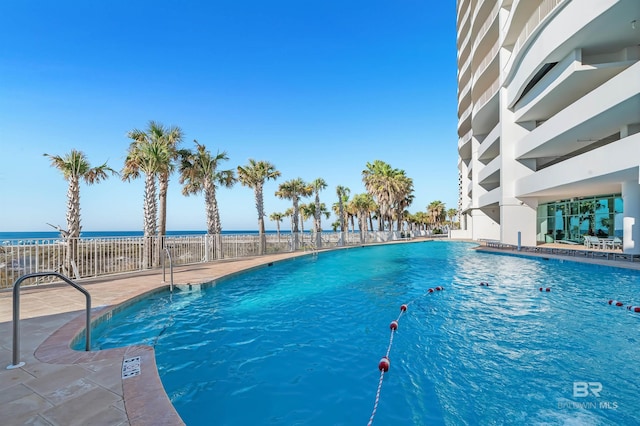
xmin=85 ymin=241 xmax=640 ymax=424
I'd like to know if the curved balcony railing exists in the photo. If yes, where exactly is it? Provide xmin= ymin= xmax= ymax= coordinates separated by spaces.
xmin=471 ymin=1 xmax=501 ymax=54
xmin=457 ymin=4 xmax=472 ymax=44
xmin=473 ymin=78 xmax=501 ymax=115
xmin=458 ymin=129 xmax=473 ymax=150
xmin=458 ymin=79 xmax=472 ymax=108
xmin=459 ymin=102 xmax=472 ymax=123
xmin=507 ymin=0 xmax=564 ymax=67
xmin=458 ymin=54 xmax=471 ymax=85
xmin=457 ymin=0 xmax=471 ymax=21
xmin=458 ymin=30 xmax=472 ymax=64
xmin=473 ymin=38 xmax=501 ymax=85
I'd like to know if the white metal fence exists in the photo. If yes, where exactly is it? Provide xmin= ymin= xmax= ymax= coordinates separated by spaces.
xmin=0 ymin=231 xmax=435 ymax=289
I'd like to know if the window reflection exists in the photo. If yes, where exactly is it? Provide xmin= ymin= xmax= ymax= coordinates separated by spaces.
xmin=536 ymin=195 xmax=623 ymax=243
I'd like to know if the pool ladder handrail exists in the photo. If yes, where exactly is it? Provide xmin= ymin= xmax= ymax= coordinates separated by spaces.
xmin=162 ymin=247 xmax=174 ymax=292
xmin=7 ymin=272 xmax=91 ymax=369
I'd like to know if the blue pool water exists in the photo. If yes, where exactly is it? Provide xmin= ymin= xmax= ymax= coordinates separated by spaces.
xmin=84 ymin=241 xmax=640 ymax=425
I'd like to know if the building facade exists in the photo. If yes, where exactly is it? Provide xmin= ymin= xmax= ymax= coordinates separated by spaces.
xmin=454 ymin=0 xmax=640 ymax=253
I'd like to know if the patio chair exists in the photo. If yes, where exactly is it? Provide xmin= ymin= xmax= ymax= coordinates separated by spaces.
xmin=606 ymin=237 xmax=622 ymax=250
xmin=583 ymin=235 xmax=602 ymax=249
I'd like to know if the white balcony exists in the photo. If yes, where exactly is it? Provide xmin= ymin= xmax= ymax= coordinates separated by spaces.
xmin=478 ymin=122 xmax=501 ymax=162
xmin=471 ymin=1 xmax=501 ymax=57
xmin=515 ymin=132 xmax=640 ymax=202
xmin=458 ymin=129 xmax=473 ymax=161
xmin=515 ymin=61 xmax=640 ymax=161
xmin=513 ymin=47 xmax=639 ymax=120
xmin=478 ymin=186 xmax=502 ymax=207
xmin=472 ymin=78 xmax=500 ymax=135
xmin=478 ymin=155 xmax=501 ymax=188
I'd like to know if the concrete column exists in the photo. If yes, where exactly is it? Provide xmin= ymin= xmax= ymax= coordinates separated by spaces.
xmin=501 ymin=201 xmax=537 ymax=246
xmin=622 ymin=180 xmax=640 ymax=254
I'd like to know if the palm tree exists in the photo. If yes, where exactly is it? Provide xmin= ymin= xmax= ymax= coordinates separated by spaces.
xmin=275 ymin=178 xmax=311 ymax=250
xmin=427 ymin=200 xmax=446 ymax=231
xmin=350 ymin=193 xmax=377 ymax=243
xmin=304 ymin=201 xmax=331 ymax=247
xmin=300 ymin=203 xmax=313 ymax=245
xmin=283 ymin=207 xmax=295 ymax=240
xmin=310 ymin=178 xmax=327 ymax=248
xmin=269 ymin=212 xmax=285 ymax=242
xmin=447 ymin=208 xmax=458 ymax=228
xmin=395 ymin=180 xmax=414 ymax=231
xmin=344 ymin=200 xmax=356 ymax=233
xmin=44 ymin=150 xmax=116 ymax=276
xmin=362 ymin=160 xmax=412 ymax=231
xmin=128 ymin=121 xmax=183 ymax=242
xmin=413 ymin=211 xmax=429 ymax=233
xmin=237 ymin=159 xmax=281 ymax=255
xmin=335 ymin=185 xmax=350 ymax=246
xmin=178 ymin=141 xmax=236 ymax=259
xmin=122 ymin=134 xmax=172 ymax=268
xmin=362 ymin=160 xmax=390 ymax=230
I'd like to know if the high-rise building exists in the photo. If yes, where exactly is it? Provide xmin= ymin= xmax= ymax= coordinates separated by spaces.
xmin=454 ymin=0 xmax=640 ymax=253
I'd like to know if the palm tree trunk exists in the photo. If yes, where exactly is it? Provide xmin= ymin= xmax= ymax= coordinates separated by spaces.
xmin=338 ymin=201 xmax=345 ymax=247
xmin=314 ymin=194 xmax=322 ymax=249
xmin=292 ymin=198 xmax=300 ymax=251
xmin=158 ymin=174 xmax=169 ymax=237
xmin=157 ymin=174 xmax=169 ymax=268
xmin=255 ymin=186 xmax=266 ymax=255
xmin=205 ymin=180 xmax=223 ymax=259
xmin=66 ymin=176 xmax=81 ymax=277
xmin=143 ymin=173 xmax=157 ymax=269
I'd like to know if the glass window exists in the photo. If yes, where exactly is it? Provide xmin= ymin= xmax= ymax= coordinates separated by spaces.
xmin=537 ymin=194 xmax=622 ymax=243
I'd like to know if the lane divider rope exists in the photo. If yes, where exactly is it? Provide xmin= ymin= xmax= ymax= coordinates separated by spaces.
xmin=367 ymin=286 xmax=445 ymax=426
xmin=608 ymin=299 xmax=640 ymax=312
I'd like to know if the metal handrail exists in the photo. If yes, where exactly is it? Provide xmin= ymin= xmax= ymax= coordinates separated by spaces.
xmin=162 ymin=247 xmax=174 ymax=292
xmin=7 ymin=272 xmax=91 ymax=369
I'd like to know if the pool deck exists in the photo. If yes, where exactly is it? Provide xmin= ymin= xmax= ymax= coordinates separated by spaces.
xmin=2 ymin=240 xmax=640 ymax=425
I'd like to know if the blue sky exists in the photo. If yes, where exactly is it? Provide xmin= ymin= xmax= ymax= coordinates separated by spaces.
xmin=0 ymin=1 xmax=458 ymax=232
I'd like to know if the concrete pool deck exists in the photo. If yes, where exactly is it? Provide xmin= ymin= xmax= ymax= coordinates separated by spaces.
xmin=1 ymin=240 xmax=640 ymax=425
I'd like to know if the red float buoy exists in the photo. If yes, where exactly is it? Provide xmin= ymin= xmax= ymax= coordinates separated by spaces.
xmin=400 ymin=304 xmax=407 ymax=312
xmin=435 ymin=286 xmax=444 ymax=291
xmin=390 ymin=320 xmax=398 ymax=330
xmin=627 ymin=306 xmax=640 ymax=313
xmin=378 ymin=356 xmax=390 ymax=372
xmin=428 ymin=288 xmax=434 ymax=293
xmin=546 ymin=287 xmax=551 ymax=292
xmin=608 ymin=300 xmax=624 ymax=307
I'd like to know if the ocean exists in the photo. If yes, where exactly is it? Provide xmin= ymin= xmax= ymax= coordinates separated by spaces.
xmin=0 ymin=230 xmax=288 ymax=242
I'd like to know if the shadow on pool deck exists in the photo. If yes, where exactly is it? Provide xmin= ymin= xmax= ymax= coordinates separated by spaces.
xmin=1 ymin=240 xmax=640 ymax=425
